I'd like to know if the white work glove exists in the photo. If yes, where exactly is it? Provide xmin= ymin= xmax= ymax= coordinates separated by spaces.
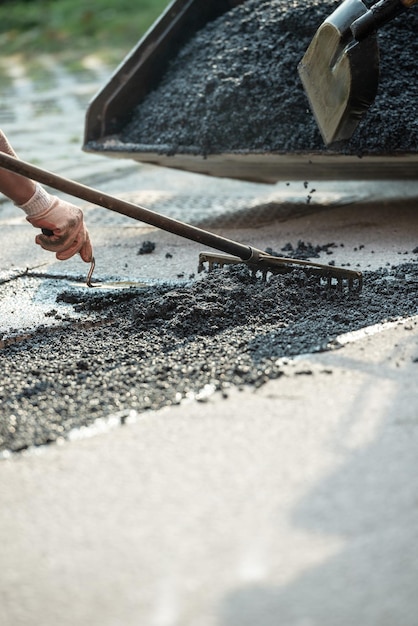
xmin=18 ymin=184 xmax=93 ymax=262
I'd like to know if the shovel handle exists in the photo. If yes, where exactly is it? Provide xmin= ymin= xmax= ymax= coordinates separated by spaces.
xmin=351 ymin=0 xmax=417 ymax=40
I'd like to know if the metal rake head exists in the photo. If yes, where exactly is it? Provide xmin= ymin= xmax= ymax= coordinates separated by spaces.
xmin=198 ymin=251 xmax=363 ymax=292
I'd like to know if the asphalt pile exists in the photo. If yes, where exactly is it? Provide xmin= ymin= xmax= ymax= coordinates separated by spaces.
xmin=119 ymin=0 xmax=418 ymax=155
xmin=1 ymin=256 xmax=417 ymax=453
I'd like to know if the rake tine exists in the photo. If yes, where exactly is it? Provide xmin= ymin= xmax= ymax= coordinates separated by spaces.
xmin=198 ymin=251 xmax=363 ymax=293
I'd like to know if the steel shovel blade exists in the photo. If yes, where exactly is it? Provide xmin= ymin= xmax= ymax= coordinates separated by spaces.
xmin=298 ymin=0 xmax=380 ymax=145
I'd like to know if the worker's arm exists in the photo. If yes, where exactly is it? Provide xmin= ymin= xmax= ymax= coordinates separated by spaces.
xmin=0 ymin=129 xmax=93 ymax=263
xmin=0 ymin=130 xmax=36 ymax=203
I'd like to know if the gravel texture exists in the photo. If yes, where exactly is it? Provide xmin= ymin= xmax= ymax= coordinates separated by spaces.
xmin=120 ymin=0 xmax=418 ymax=155
xmin=1 ymin=252 xmax=417 ymax=454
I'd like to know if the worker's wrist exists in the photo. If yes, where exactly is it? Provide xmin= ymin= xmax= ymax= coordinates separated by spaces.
xmin=17 ymin=183 xmax=52 ymax=216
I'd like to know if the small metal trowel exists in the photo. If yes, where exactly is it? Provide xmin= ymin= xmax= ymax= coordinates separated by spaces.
xmin=298 ymin=0 xmax=417 ymax=146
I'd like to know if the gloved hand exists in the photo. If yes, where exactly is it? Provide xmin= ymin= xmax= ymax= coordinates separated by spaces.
xmin=19 ymin=184 xmax=93 ymax=262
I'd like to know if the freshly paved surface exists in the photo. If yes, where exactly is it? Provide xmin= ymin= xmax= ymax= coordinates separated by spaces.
xmin=0 ymin=54 xmax=418 ymax=626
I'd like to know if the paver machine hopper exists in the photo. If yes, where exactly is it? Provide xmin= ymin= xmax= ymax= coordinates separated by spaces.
xmin=83 ymin=0 xmax=418 ymax=183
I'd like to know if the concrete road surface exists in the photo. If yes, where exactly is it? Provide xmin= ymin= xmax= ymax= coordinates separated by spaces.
xmin=1 ymin=196 xmax=418 ymax=626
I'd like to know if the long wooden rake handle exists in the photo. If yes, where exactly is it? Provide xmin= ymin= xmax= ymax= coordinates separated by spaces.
xmin=0 ymin=152 xmax=363 ymax=290
xmin=0 ymin=152 xmax=254 ymax=261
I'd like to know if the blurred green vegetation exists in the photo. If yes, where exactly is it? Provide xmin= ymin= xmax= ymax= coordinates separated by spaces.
xmin=0 ymin=0 xmax=171 ymax=60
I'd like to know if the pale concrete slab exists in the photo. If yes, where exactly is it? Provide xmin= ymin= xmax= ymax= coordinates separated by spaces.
xmin=0 ymin=318 xmax=417 ymax=626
